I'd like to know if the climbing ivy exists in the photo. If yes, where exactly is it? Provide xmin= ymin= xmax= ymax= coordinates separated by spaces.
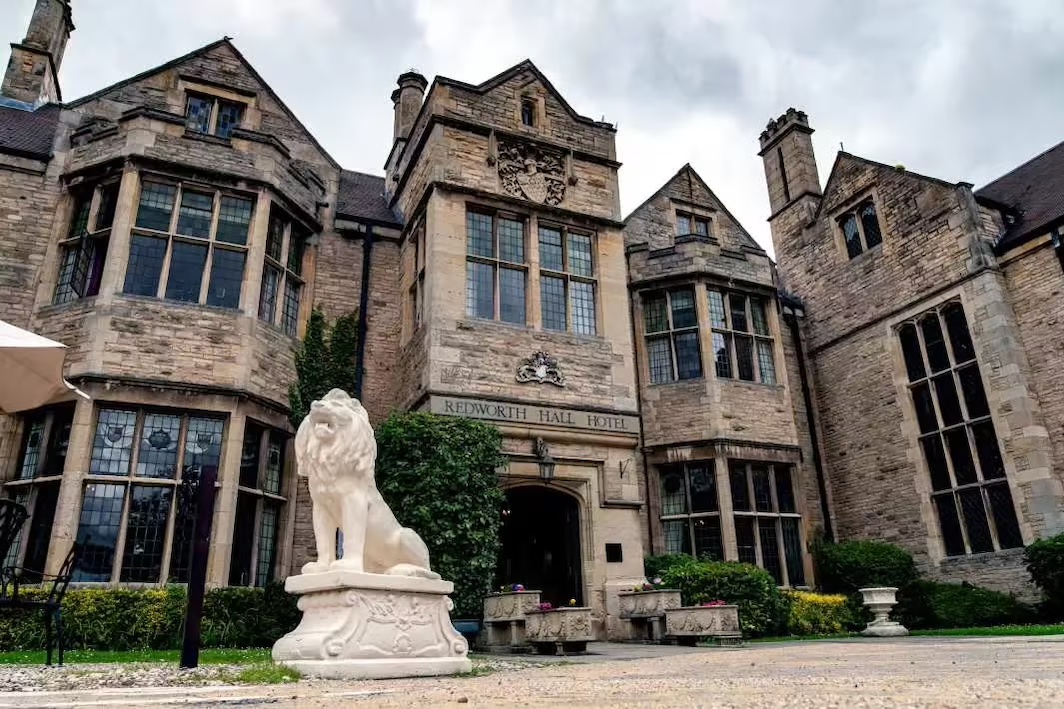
xmin=288 ymin=307 xmax=360 ymax=428
xmin=374 ymin=412 xmax=507 ymax=618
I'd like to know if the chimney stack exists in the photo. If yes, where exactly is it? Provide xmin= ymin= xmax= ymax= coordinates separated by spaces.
xmin=392 ymin=71 xmax=427 ymax=144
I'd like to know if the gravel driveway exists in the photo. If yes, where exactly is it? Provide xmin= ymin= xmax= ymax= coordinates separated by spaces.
xmin=1 ymin=636 xmax=1061 ymax=708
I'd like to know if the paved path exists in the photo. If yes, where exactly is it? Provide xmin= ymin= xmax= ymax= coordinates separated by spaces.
xmin=2 ymin=636 xmax=1062 ymax=708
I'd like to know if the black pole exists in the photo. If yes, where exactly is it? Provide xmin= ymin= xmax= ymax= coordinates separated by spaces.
xmin=786 ymin=309 xmax=834 ymax=542
xmin=353 ymin=224 xmax=374 ymax=400
xmin=180 ymin=462 xmax=219 ymax=669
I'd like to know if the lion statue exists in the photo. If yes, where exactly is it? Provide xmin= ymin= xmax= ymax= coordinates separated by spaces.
xmin=295 ymin=388 xmax=439 ymax=579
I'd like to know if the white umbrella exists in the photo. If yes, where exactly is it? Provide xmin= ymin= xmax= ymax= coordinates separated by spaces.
xmin=0 ymin=319 xmax=91 ymax=414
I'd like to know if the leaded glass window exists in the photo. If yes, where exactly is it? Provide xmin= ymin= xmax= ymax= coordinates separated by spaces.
xmin=257 ymin=207 xmax=308 ymax=336
xmin=54 ymin=183 xmax=117 ymax=304
xmin=538 ymin=223 xmax=597 ymax=335
xmin=229 ymin=421 xmax=290 ymax=587
xmin=658 ymin=461 xmax=723 ymax=561
xmin=464 ymin=209 xmax=527 ymax=325
xmin=898 ymin=301 xmax=1023 ymax=556
xmin=184 ymin=93 xmax=245 ymax=139
xmin=643 ymin=288 xmax=702 ymax=384
xmin=838 ymin=198 xmax=884 ymax=259
xmin=708 ymin=289 xmax=776 ymax=383
xmin=729 ymin=461 xmax=805 ymax=586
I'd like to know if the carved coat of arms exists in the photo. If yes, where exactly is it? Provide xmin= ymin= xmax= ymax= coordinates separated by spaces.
xmin=498 ymin=139 xmax=566 ymax=206
xmin=516 ymin=351 xmax=566 ymax=387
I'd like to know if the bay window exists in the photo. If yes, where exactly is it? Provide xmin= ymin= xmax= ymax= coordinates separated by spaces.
xmin=257 ymin=207 xmax=307 ymax=337
xmin=229 ymin=421 xmax=290 ymax=587
xmin=708 ymin=289 xmax=776 ymax=384
xmin=643 ymin=287 xmax=702 ymax=384
xmin=123 ymin=178 xmax=253 ymax=309
xmin=54 ymin=182 xmax=118 ymax=304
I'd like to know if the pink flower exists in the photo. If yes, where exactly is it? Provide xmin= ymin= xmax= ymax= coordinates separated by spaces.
xmin=701 ymin=600 xmax=727 ymax=607
xmin=537 ymin=602 xmax=553 ymax=611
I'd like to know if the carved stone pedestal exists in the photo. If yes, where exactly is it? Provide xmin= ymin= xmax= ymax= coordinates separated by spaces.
xmin=272 ymin=570 xmax=471 ymax=679
xmin=524 ymin=607 xmax=595 ymax=655
xmin=482 ymin=591 xmax=541 ymax=651
xmin=618 ymin=589 xmax=682 ymax=642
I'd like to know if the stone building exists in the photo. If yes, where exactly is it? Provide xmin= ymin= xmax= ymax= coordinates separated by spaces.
xmin=0 ymin=0 xmax=1061 ymax=638
xmin=761 ymin=108 xmax=1064 ymax=595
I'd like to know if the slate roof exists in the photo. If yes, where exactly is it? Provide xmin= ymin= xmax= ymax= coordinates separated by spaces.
xmin=0 ymin=101 xmax=60 ymax=160
xmin=976 ymin=139 xmax=1064 ymax=249
xmin=337 ymin=170 xmax=402 ymax=227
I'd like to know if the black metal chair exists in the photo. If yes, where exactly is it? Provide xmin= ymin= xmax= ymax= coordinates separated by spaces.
xmin=0 ymin=542 xmax=81 ymax=666
xmin=0 ymin=499 xmax=28 ymax=566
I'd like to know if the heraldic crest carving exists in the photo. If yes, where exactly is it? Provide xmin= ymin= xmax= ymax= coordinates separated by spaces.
xmin=498 ymin=138 xmax=566 ymax=206
xmin=516 ymin=351 xmax=566 ymax=387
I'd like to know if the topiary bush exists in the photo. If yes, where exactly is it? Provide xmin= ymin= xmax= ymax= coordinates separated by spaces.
xmin=813 ymin=540 xmax=918 ymax=595
xmin=0 ymin=584 xmax=298 ymax=651
xmin=784 ymin=590 xmax=855 ymax=635
xmin=374 ymin=412 xmax=506 ymax=619
xmin=660 ymin=558 xmax=789 ymax=636
xmin=1024 ymin=533 xmax=1064 ymax=619
xmin=896 ymin=580 xmax=1035 ymax=630
xmin=643 ymin=554 xmax=693 ymax=581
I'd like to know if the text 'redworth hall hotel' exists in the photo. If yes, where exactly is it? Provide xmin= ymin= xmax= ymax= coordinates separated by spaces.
xmin=2 ymin=0 xmax=1063 ymax=638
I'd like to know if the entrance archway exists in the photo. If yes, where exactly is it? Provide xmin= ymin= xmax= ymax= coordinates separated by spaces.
xmin=497 ymin=485 xmax=583 ymax=608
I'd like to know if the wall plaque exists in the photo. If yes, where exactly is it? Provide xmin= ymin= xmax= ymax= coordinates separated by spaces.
xmin=516 ymin=351 xmax=565 ymax=387
xmin=428 ymin=395 xmax=639 ymax=436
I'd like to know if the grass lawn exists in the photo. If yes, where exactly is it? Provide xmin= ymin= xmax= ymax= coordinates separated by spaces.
xmin=752 ymin=623 xmax=1064 ymax=643
xmin=0 ymin=647 xmax=272 ymax=666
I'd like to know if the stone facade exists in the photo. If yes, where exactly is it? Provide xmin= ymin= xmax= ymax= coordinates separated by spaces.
xmin=1 ymin=0 xmax=1061 ymax=638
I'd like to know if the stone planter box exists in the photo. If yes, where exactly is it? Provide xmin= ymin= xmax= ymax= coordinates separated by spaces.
xmin=524 ymin=607 xmax=595 ymax=655
xmin=617 ymin=589 xmax=682 ymax=642
xmin=665 ymin=605 xmax=742 ymax=646
xmin=482 ymin=591 xmax=541 ymax=650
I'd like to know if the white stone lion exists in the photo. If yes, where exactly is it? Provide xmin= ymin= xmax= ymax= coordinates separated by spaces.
xmin=295 ymin=388 xmax=439 ymax=579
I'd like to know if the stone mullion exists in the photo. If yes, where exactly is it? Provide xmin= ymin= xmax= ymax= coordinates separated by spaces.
xmin=714 ymin=456 xmax=738 ymax=562
xmin=44 ymin=396 xmax=94 ymax=576
xmin=97 ymin=163 xmax=141 ymax=301
xmin=208 ymin=407 xmax=247 ymax=587
xmin=241 ymin=189 xmax=271 ymax=319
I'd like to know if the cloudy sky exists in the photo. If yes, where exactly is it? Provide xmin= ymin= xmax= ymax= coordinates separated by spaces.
xmin=6 ymin=0 xmax=1063 ymax=253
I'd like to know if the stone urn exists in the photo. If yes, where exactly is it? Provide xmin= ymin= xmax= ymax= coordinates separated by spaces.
xmin=858 ymin=587 xmax=908 ymax=637
xmin=524 ymin=607 xmax=595 ymax=654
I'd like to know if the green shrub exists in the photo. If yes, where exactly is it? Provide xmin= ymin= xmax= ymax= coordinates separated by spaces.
xmin=813 ymin=540 xmax=918 ymax=594
xmin=0 ymin=584 xmax=298 ymax=651
xmin=374 ymin=412 xmax=506 ymax=618
xmin=784 ymin=590 xmax=855 ymax=635
xmin=896 ymin=580 xmax=1034 ymax=630
xmin=643 ymin=554 xmax=693 ymax=580
xmin=1025 ymin=534 xmax=1064 ymax=619
xmin=660 ymin=558 xmax=788 ymax=636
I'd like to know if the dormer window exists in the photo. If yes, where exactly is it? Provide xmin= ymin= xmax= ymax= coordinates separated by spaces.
xmin=520 ymin=98 xmax=536 ymax=127
xmin=185 ymin=93 xmax=245 ymax=139
xmin=838 ymin=198 xmax=883 ymax=259
xmin=676 ymin=211 xmax=710 ymax=237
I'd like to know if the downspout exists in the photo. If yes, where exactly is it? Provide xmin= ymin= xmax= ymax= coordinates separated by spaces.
xmin=353 ymin=224 xmax=374 ymax=400
xmin=625 ymin=250 xmax=656 ymax=555
xmin=785 ymin=309 xmax=834 ymax=542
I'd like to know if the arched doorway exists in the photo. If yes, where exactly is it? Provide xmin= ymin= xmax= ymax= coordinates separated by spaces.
xmin=497 ymin=485 xmax=583 ymax=608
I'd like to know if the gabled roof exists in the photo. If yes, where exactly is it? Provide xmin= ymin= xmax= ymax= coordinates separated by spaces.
xmin=435 ymin=59 xmax=614 ymax=131
xmin=337 ymin=170 xmax=402 ymax=227
xmin=624 ymin=163 xmax=764 ymax=252
xmin=814 ymin=151 xmax=961 ymax=221
xmin=66 ymin=38 xmax=340 ymax=170
xmin=975 ymin=138 xmax=1064 ymax=249
xmin=0 ymin=102 xmax=61 ymax=160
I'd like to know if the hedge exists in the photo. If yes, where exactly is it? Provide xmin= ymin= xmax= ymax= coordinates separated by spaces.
xmin=0 ymin=583 xmax=299 ymax=651
xmin=1025 ymin=533 xmax=1064 ymax=619
xmin=374 ymin=412 xmax=506 ymax=619
xmin=660 ymin=558 xmax=788 ymax=636
xmin=813 ymin=540 xmax=918 ymax=595
xmin=896 ymin=580 xmax=1034 ymax=630
xmin=643 ymin=554 xmax=694 ymax=581
xmin=784 ymin=590 xmax=854 ymax=635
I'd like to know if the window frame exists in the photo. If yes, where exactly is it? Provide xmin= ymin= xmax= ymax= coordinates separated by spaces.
xmin=464 ymin=207 xmax=529 ymax=325
xmin=642 ymin=287 xmax=703 ymax=384
xmin=520 ymin=97 xmax=536 ymax=128
xmin=257 ymin=205 xmax=308 ymax=337
xmin=54 ymin=181 xmax=120 ymax=304
xmin=124 ymin=177 xmax=255 ymax=310
xmin=898 ymin=300 xmax=1024 ymax=557
xmin=184 ymin=92 xmax=246 ymax=139
xmin=707 ymin=289 xmax=777 ymax=385
xmin=408 ymin=216 xmax=427 ymax=333
xmin=537 ymin=220 xmax=598 ymax=335
xmin=229 ymin=420 xmax=290 ymax=587
xmin=72 ymin=406 xmax=227 ymax=584
xmin=729 ymin=461 xmax=806 ymax=587
xmin=836 ymin=196 xmax=883 ymax=259
xmin=675 ymin=210 xmax=711 ymax=238
xmin=3 ymin=405 xmax=73 ymax=573
xmin=658 ymin=460 xmax=724 ymax=562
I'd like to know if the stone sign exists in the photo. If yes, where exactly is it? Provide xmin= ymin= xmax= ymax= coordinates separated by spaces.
xmin=428 ymin=395 xmax=639 ymax=436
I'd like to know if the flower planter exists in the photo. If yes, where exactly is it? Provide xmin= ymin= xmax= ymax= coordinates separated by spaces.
xmin=482 ymin=590 xmax=542 ymax=650
xmin=665 ymin=604 xmax=742 ymax=646
xmin=617 ymin=589 xmax=682 ymax=642
xmin=858 ymin=587 xmax=908 ymax=637
xmin=524 ymin=607 xmax=595 ymax=655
